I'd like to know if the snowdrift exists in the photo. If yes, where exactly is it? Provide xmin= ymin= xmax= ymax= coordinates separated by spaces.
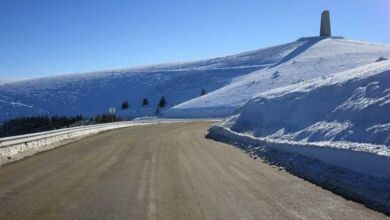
xmin=207 ymin=60 xmax=390 ymax=213
xmin=165 ymin=37 xmax=390 ymax=118
xmin=219 ymin=60 xmax=390 ymax=146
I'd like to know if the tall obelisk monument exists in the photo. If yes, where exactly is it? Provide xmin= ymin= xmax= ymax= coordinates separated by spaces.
xmin=320 ymin=10 xmax=331 ymax=37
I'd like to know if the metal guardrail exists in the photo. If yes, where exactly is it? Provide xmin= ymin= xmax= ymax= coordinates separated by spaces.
xmin=0 ymin=122 xmax=132 ymax=148
xmin=0 ymin=119 xmax=218 ymax=148
xmin=0 ymin=124 xmax=100 ymax=142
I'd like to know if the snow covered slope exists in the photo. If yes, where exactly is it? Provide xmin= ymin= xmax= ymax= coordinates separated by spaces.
xmin=214 ymin=59 xmax=390 ymax=147
xmin=206 ymin=60 xmax=390 ymax=213
xmin=0 ymin=41 xmax=303 ymax=121
xmin=0 ymin=79 xmax=12 ymax=86
xmin=165 ymin=37 xmax=390 ymax=118
xmin=2 ymin=37 xmax=390 ymax=122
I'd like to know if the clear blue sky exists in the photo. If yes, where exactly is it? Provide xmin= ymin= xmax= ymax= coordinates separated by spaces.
xmin=1 ymin=0 xmax=389 ymax=79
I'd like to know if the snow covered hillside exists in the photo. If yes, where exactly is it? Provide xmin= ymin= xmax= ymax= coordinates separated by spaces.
xmin=0 ymin=40 xmax=303 ymax=121
xmin=206 ymin=60 xmax=390 ymax=213
xmin=0 ymin=79 xmax=12 ymax=86
xmin=2 ymin=37 xmax=390 ymax=122
xmin=165 ymin=37 xmax=390 ymax=118
xmin=214 ymin=60 xmax=390 ymax=147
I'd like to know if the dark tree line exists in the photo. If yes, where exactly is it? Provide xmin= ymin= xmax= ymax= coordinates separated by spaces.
xmin=0 ymin=115 xmax=83 ymax=138
xmin=0 ymin=113 xmax=124 ymax=138
xmin=90 ymin=114 xmax=120 ymax=124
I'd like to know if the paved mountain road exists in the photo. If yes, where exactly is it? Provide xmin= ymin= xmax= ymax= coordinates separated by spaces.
xmin=0 ymin=122 xmax=387 ymax=220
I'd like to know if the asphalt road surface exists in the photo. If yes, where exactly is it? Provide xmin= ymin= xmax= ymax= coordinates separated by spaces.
xmin=0 ymin=122 xmax=388 ymax=220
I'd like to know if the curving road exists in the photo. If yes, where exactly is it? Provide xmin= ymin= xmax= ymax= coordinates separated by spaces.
xmin=0 ymin=122 xmax=387 ymax=220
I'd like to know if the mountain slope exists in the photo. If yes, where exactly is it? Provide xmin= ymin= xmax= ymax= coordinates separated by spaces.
xmin=0 ymin=40 xmax=304 ymax=121
xmin=165 ymin=37 xmax=390 ymax=118
xmin=2 ymin=37 xmax=390 ymax=121
xmin=216 ymin=60 xmax=390 ymax=146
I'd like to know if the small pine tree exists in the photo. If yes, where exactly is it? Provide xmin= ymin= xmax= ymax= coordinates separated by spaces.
xmin=271 ymin=71 xmax=280 ymax=79
xmin=121 ymin=101 xmax=129 ymax=109
xmin=158 ymin=96 xmax=166 ymax=108
xmin=201 ymin=89 xmax=207 ymax=96
xmin=142 ymin=98 xmax=149 ymax=106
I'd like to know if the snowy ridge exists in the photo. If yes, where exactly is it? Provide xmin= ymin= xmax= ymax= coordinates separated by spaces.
xmin=165 ymin=37 xmax=390 ymax=118
xmin=0 ymin=40 xmax=303 ymax=121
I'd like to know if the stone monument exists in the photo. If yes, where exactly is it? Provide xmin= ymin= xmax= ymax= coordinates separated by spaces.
xmin=320 ymin=10 xmax=331 ymax=37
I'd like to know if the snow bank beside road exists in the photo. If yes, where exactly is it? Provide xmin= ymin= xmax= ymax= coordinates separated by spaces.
xmin=207 ymin=125 xmax=390 ymax=214
xmin=208 ymin=125 xmax=390 ymax=178
xmin=221 ymin=60 xmax=390 ymax=146
xmin=207 ymin=61 xmax=390 ymax=214
xmin=0 ymin=122 xmax=134 ymax=166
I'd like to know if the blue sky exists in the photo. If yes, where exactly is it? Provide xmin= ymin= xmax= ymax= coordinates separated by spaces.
xmin=1 ymin=0 xmax=389 ymax=79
